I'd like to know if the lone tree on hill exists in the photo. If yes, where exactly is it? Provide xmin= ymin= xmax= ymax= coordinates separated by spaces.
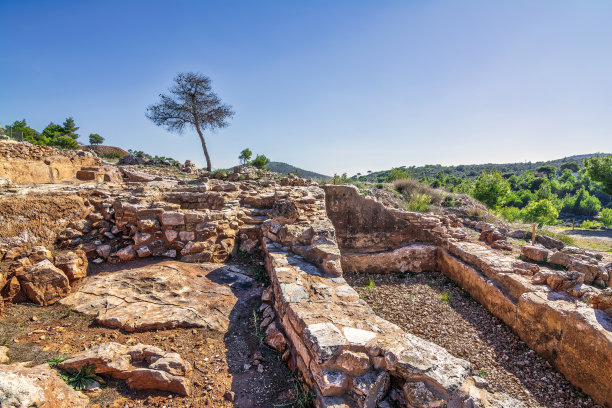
xmin=146 ymin=72 xmax=234 ymax=171
xmin=89 ymin=133 xmax=104 ymax=145
xmin=239 ymin=148 xmax=252 ymax=165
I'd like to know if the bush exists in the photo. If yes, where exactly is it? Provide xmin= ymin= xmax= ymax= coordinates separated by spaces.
xmin=101 ymin=152 xmax=122 ymax=160
xmin=499 ymin=206 xmax=521 ymax=222
xmin=602 ymin=208 xmax=612 ymax=227
xmin=386 ymin=167 xmax=411 ymax=182
xmin=52 ymin=136 xmax=79 ymax=149
xmin=411 ymin=193 xmax=431 ymax=212
xmin=471 ymin=171 xmax=510 ymax=209
xmin=393 ymin=178 xmax=445 ymax=204
xmin=581 ymin=220 xmax=602 ymax=229
xmin=250 ymin=154 xmax=270 ymax=170
xmin=521 ymin=199 xmax=559 ymax=227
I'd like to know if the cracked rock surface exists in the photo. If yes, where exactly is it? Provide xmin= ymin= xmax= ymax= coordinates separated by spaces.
xmin=60 ymin=261 xmax=237 ymax=332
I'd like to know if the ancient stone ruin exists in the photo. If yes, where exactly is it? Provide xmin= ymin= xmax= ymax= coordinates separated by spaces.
xmin=0 ymin=140 xmax=610 ymax=407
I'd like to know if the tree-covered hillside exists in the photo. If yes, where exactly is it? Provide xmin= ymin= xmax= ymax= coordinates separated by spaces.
xmin=361 ymin=153 xmax=610 ymax=182
xmin=268 ymin=162 xmax=330 ymax=179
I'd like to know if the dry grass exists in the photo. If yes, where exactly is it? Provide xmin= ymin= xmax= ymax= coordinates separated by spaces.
xmin=392 ymin=178 xmax=445 ymax=204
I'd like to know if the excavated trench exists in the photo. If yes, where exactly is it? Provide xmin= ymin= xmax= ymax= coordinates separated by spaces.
xmin=322 ymin=184 xmax=612 ymax=408
xmin=345 ymin=271 xmax=601 ymax=407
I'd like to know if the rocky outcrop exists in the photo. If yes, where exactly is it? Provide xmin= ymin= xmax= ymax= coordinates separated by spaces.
xmin=60 ymin=261 xmax=237 ymax=332
xmin=549 ymin=246 xmax=610 ymax=286
xmin=0 ymin=139 xmax=103 ymax=184
xmin=58 ymin=342 xmax=192 ymax=395
xmin=0 ymin=363 xmax=89 ymax=408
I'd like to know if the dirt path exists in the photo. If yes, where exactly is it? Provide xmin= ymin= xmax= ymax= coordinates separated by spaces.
xmin=345 ymin=271 xmax=603 ymax=408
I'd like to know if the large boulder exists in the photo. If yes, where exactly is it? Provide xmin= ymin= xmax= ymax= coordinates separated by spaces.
xmin=520 ymin=245 xmax=549 ymax=263
xmin=0 ymin=364 xmax=89 ymax=408
xmin=59 ymin=342 xmax=192 ymax=396
xmin=535 ymin=234 xmax=565 ymax=250
xmin=16 ymin=259 xmax=71 ymax=305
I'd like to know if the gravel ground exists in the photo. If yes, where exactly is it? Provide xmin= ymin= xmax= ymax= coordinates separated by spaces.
xmin=345 ymin=271 xmax=603 ymax=408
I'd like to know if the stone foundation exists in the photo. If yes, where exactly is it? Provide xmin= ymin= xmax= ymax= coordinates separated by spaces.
xmin=323 ymin=185 xmax=612 ymax=407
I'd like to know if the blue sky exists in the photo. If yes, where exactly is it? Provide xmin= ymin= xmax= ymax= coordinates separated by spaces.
xmin=1 ymin=1 xmax=611 ymax=175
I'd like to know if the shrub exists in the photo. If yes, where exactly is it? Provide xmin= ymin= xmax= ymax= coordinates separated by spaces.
xmin=250 ymin=154 xmax=270 ymax=170
xmin=581 ymin=220 xmax=602 ymax=229
xmin=393 ymin=178 xmax=444 ymax=204
xmin=386 ymin=167 xmax=411 ymax=182
xmin=499 ymin=206 xmax=521 ymax=222
xmin=412 ymin=193 xmax=431 ymax=212
xmin=602 ymin=208 xmax=612 ymax=227
xmin=471 ymin=171 xmax=510 ymax=209
xmin=52 ymin=136 xmax=79 ymax=149
xmin=521 ymin=199 xmax=558 ymax=227
xmin=441 ymin=195 xmax=461 ymax=208
xmin=101 ymin=152 xmax=122 ymax=160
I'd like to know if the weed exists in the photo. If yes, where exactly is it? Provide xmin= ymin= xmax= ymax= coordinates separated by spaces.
xmin=438 ymin=292 xmax=451 ymax=303
xmin=273 ymin=373 xmax=315 ymax=408
xmin=60 ymin=363 xmax=102 ymax=391
xmin=252 ymin=265 xmax=270 ymax=285
xmin=63 ymin=309 xmax=73 ymax=318
xmin=46 ymin=356 xmax=69 ymax=367
xmin=479 ymin=368 xmax=488 ymax=378
xmin=1 ymin=337 xmax=9 ymax=345
xmin=251 ymin=310 xmax=266 ymax=345
xmin=237 ymin=250 xmax=249 ymax=259
xmin=372 ymin=306 xmax=380 ymax=312
xmin=365 ymin=279 xmax=375 ymax=290
xmin=19 ymin=325 xmax=24 ymax=331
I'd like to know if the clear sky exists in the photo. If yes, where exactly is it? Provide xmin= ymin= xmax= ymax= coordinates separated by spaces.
xmin=1 ymin=1 xmax=611 ymax=176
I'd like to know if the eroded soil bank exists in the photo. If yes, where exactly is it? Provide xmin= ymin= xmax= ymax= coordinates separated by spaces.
xmin=345 ymin=271 xmax=603 ymax=408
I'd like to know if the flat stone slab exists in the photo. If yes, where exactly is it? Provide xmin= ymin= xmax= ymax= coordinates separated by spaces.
xmin=0 ymin=363 xmax=89 ymax=408
xmin=60 ymin=261 xmax=237 ymax=332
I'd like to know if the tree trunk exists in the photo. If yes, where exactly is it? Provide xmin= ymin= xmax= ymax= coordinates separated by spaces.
xmin=194 ymin=122 xmax=211 ymax=171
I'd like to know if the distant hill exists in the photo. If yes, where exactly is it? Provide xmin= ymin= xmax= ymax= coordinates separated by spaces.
xmin=268 ymin=162 xmax=330 ymax=179
xmin=362 ymin=153 xmax=611 ymax=182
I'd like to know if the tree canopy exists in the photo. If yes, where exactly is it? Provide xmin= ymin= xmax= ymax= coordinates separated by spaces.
xmin=239 ymin=148 xmax=252 ymax=165
xmin=89 ymin=133 xmax=104 ymax=145
xmin=471 ymin=171 xmax=510 ymax=209
xmin=146 ymin=72 xmax=234 ymax=171
xmin=585 ymin=155 xmax=612 ymax=195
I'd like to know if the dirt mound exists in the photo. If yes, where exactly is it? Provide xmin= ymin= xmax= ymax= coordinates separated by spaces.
xmin=82 ymin=145 xmax=130 ymax=158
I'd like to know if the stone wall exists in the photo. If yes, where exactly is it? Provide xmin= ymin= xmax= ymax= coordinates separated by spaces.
xmin=257 ymin=189 xmax=525 ymax=407
xmin=323 ymin=184 xmax=612 ymax=407
xmin=0 ymin=140 xmax=107 ymax=184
